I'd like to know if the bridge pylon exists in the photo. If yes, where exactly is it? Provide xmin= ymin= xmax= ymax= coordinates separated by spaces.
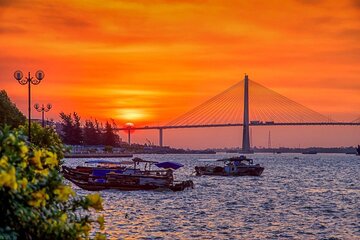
xmin=241 ymin=74 xmax=253 ymax=153
xmin=159 ymin=128 xmax=163 ymax=147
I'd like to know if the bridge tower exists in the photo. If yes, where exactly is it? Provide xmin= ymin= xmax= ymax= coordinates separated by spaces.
xmin=241 ymin=74 xmax=252 ymax=153
xmin=127 ymin=129 xmax=131 ymax=145
xmin=159 ymin=128 xmax=163 ymax=147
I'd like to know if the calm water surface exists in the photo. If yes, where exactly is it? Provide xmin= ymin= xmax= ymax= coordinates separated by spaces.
xmin=64 ymin=153 xmax=360 ymax=239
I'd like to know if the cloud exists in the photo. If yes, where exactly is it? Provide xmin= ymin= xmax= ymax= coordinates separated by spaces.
xmin=0 ymin=25 xmax=25 ymax=34
xmin=0 ymin=0 xmax=12 ymax=7
xmin=295 ymin=0 xmax=323 ymax=5
xmin=340 ymin=28 xmax=360 ymax=40
xmin=353 ymin=0 xmax=360 ymax=8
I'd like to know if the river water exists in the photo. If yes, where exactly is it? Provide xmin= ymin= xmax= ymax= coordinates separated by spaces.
xmin=64 ymin=153 xmax=360 ymax=240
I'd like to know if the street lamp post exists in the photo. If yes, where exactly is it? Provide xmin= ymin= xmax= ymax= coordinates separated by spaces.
xmin=34 ymin=103 xmax=52 ymax=127
xmin=14 ymin=70 xmax=45 ymax=142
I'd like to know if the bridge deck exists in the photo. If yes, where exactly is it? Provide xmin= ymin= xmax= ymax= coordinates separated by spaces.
xmin=115 ymin=122 xmax=360 ymax=131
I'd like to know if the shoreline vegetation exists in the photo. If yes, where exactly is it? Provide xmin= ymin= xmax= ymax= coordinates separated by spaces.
xmin=0 ymin=126 xmax=107 ymax=240
xmin=1 ymin=92 xmax=107 ymax=239
xmin=65 ymin=144 xmax=359 ymax=156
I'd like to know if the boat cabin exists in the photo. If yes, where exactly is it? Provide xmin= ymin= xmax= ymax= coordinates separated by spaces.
xmin=195 ymin=155 xmax=264 ymax=177
xmin=217 ymin=156 xmax=255 ymax=174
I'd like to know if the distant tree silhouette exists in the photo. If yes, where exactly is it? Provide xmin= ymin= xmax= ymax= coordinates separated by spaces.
xmin=0 ymin=90 xmax=26 ymax=128
xmin=72 ymin=112 xmax=83 ymax=145
xmin=59 ymin=112 xmax=120 ymax=146
xmin=94 ymin=119 xmax=102 ymax=145
xmin=103 ymin=121 xmax=118 ymax=146
xmin=59 ymin=112 xmax=74 ymax=144
xmin=59 ymin=112 xmax=83 ymax=145
xmin=83 ymin=120 xmax=99 ymax=145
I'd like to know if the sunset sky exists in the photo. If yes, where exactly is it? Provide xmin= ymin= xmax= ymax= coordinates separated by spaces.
xmin=1 ymin=0 xmax=359 ymax=148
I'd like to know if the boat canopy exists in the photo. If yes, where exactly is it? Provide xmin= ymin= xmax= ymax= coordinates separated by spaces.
xmin=132 ymin=157 xmax=159 ymax=164
xmin=155 ymin=161 xmax=184 ymax=170
xmin=217 ymin=156 xmax=253 ymax=163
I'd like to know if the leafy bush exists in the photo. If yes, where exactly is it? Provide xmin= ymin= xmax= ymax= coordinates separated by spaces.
xmin=103 ymin=146 xmax=113 ymax=153
xmin=0 ymin=126 xmax=106 ymax=240
xmin=0 ymin=90 xmax=26 ymax=129
xmin=19 ymin=122 xmax=67 ymax=160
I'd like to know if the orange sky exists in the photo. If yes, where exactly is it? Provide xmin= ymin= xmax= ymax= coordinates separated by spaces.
xmin=1 ymin=0 xmax=359 ymax=148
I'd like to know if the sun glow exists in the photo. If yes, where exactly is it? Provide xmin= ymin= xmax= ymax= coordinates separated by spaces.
xmin=117 ymin=109 xmax=148 ymax=121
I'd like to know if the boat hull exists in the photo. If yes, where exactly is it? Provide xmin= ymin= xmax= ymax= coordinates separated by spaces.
xmin=62 ymin=166 xmax=193 ymax=191
xmin=195 ymin=166 xmax=264 ymax=177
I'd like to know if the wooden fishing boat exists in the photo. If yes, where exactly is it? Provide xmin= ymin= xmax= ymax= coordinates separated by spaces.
xmin=195 ymin=155 xmax=264 ymax=176
xmin=72 ymin=160 xmax=130 ymax=173
xmin=62 ymin=158 xmax=193 ymax=192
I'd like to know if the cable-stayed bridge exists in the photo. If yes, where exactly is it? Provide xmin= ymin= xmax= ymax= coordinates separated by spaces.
xmin=116 ymin=75 xmax=360 ymax=152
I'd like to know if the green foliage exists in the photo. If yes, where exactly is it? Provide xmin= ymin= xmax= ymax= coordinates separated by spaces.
xmin=19 ymin=122 xmax=67 ymax=160
xmin=0 ymin=90 xmax=26 ymax=128
xmin=0 ymin=126 xmax=106 ymax=240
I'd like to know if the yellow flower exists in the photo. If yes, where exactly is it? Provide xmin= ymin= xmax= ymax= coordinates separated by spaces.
xmin=31 ymin=178 xmax=38 ymax=185
xmin=0 ymin=166 xmax=17 ymax=190
xmin=18 ymin=177 xmax=28 ymax=189
xmin=74 ymin=223 xmax=81 ymax=231
xmin=28 ymin=188 xmax=49 ymax=207
xmin=87 ymin=193 xmax=103 ymax=211
xmin=94 ymin=233 xmax=107 ymax=240
xmin=35 ymin=168 xmax=50 ymax=177
xmin=59 ymin=213 xmax=67 ymax=223
xmin=0 ymin=171 xmax=11 ymax=186
xmin=97 ymin=215 xmax=105 ymax=230
xmin=49 ymin=219 xmax=58 ymax=228
xmin=53 ymin=185 xmax=75 ymax=202
xmin=19 ymin=142 xmax=29 ymax=155
xmin=28 ymin=198 xmax=42 ymax=208
xmin=81 ymin=223 xmax=91 ymax=235
xmin=0 ymin=156 xmax=8 ymax=168
xmin=19 ymin=161 xmax=27 ymax=169
xmin=30 ymin=150 xmax=43 ymax=169
xmin=44 ymin=151 xmax=58 ymax=168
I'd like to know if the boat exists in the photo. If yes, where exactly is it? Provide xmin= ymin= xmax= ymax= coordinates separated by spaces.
xmin=194 ymin=155 xmax=264 ymax=177
xmin=72 ymin=160 xmax=129 ymax=173
xmin=62 ymin=158 xmax=193 ymax=192
xmin=356 ymin=145 xmax=360 ymax=155
xmin=302 ymin=150 xmax=317 ymax=155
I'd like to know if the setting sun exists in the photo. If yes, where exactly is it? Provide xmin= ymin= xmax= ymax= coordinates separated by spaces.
xmin=117 ymin=108 xmax=149 ymax=121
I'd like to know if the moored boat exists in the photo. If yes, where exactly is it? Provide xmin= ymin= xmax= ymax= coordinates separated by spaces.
xmin=72 ymin=160 xmax=129 ymax=173
xmin=195 ymin=155 xmax=264 ymax=177
xmin=302 ymin=150 xmax=317 ymax=155
xmin=62 ymin=158 xmax=193 ymax=192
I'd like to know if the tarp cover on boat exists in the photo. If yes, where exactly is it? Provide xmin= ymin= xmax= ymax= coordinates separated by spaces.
xmin=155 ymin=161 xmax=184 ymax=170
